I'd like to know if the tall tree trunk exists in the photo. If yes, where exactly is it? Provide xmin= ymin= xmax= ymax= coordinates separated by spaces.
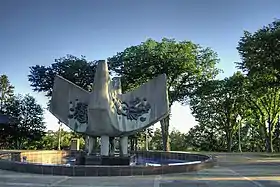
xmin=265 ymin=136 xmax=269 ymax=152
xmin=262 ymin=123 xmax=271 ymax=152
xmin=268 ymin=121 xmax=274 ymax=153
xmin=276 ymin=117 xmax=280 ymax=152
xmin=225 ymin=112 xmax=232 ymax=152
xmin=226 ymin=133 xmax=232 ymax=152
xmin=160 ymin=115 xmax=170 ymax=151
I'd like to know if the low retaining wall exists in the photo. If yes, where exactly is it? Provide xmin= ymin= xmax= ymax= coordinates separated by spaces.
xmin=20 ymin=150 xmax=69 ymax=164
xmin=0 ymin=150 xmax=216 ymax=176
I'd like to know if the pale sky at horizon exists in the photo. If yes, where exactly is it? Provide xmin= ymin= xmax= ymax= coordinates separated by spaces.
xmin=1 ymin=0 xmax=279 ymax=133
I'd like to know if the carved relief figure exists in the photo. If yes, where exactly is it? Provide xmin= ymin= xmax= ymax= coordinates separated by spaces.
xmin=113 ymin=97 xmax=151 ymax=122
xmin=68 ymin=99 xmax=88 ymax=132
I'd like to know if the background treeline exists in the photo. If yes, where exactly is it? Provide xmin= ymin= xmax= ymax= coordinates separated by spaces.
xmin=1 ymin=19 xmax=280 ymax=153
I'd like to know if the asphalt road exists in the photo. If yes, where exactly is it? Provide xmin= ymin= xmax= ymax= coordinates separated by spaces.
xmin=0 ymin=153 xmax=280 ymax=187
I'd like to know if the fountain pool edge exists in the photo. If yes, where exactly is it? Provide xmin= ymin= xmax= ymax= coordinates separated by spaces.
xmin=0 ymin=150 xmax=216 ymax=176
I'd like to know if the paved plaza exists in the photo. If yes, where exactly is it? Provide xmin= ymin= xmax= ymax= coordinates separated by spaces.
xmin=0 ymin=153 xmax=280 ymax=187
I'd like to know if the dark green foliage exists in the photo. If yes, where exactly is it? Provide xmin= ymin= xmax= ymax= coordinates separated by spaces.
xmin=186 ymin=124 xmax=226 ymax=152
xmin=169 ymin=129 xmax=188 ymax=151
xmin=108 ymin=38 xmax=221 ymax=151
xmin=129 ymin=127 xmax=153 ymax=151
xmin=36 ymin=130 xmax=85 ymax=150
xmin=236 ymin=19 xmax=280 ymax=152
xmin=237 ymin=19 xmax=280 ymax=87
xmin=108 ymin=38 xmax=220 ymax=103
xmin=0 ymin=75 xmax=14 ymax=111
xmin=189 ymin=72 xmax=246 ymax=151
xmin=0 ymin=74 xmax=46 ymax=149
xmin=28 ymin=55 xmax=97 ymax=97
xmin=186 ymin=19 xmax=280 ymax=153
xmin=4 ymin=94 xmax=46 ymax=149
xmin=0 ymin=74 xmax=16 ymax=148
xmin=150 ymin=128 xmax=163 ymax=150
xmin=150 ymin=128 xmax=188 ymax=151
xmin=188 ymin=70 xmax=280 ymax=153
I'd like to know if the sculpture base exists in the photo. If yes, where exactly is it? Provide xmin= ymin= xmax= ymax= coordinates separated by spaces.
xmin=101 ymin=156 xmax=130 ymax=166
xmin=83 ymin=155 xmax=131 ymax=166
xmin=85 ymin=155 xmax=101 ymax=165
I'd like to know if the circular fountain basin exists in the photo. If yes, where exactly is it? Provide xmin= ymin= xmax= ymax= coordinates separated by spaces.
xmin=0 ymin=150 xmax=215 ymax=176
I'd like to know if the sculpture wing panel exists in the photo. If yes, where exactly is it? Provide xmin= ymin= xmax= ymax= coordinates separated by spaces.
xmin=114 ymin=74 xmax=169 ymax=133
xmin=49 ymin=76 xmax=90 ymax=127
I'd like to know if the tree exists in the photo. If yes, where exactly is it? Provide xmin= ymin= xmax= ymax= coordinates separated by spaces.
xmin=150 ymin=128 xmax=163 ymax=150
xmin=0 ymin=115 xmax=18 ymax=149
xmin=189 ymin=72 xmax=247 ymax=151
xmin=129 ymin=127 xmax=153 ymax=151
xmin=236 ymin=19 xmax=280 ymax=152
xmin=108 ymin=38 xmax=220 ymax=151
xmin=189 ymin=69 xmax=280 ymax=153
xmin=5 ymin=94 xmax=46 ymax=149
xmin=236 ymin=19 xmax=280 ymax=87
xmin=0 ymin=75 xmax=14 ymax=111
xmin=169 ymin=129 xmax=188 ymax=151
xmin=28 ymin=55 xmax=97 ymax=97
xmin=36 ymin=130 xmax=58 ymax=150
xmin=186 ymin=124 xmax=225 ymax=152
xmin=0 ymin=75 xmax=16 ymax=148
xmin=35 ymin=130 xmax=85 ymax=150
xmin=244 ymin=86 xmax=280 ymax=152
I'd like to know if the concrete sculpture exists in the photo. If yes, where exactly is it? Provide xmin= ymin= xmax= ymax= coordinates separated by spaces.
xmin=49 ymin=60 xmax=169 ymax=159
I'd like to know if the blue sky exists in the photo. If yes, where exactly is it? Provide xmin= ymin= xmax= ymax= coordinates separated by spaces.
xmin=0 ymin=0 xmax=279 ymax=132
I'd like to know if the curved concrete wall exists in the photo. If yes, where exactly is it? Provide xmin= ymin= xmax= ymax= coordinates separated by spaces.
xmin=0 ymin=150 xmax=215 ymax=176
xmin=20 ymin=150 xmax=68 ymax=164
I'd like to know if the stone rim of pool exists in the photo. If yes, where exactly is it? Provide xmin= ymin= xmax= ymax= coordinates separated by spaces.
xmin=0 ymin=150 xmax=216 ymax=176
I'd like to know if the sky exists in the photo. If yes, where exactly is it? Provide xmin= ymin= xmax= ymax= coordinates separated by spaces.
xmin=0 ymin=0 xmax=279 ymax=133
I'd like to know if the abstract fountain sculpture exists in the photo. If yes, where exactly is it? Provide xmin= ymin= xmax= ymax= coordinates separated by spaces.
xmin=49 ymin=60 xmax=169 ymax=165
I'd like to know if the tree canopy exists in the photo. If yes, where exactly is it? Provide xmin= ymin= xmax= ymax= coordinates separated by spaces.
xmin=237 ymin=19 xmax=280 ymax=87
xmin=28 ymin=55 xmax=97 ymax=97
xmin=0 ymin=75 xmax=14 ymax=111
xmin=189 ymin=72 xmax=247 ymax=151
xmin=4 ymin=94 xmax=46 ymax=149
xmin=0 ymin=75 xmax=46 ymax=149
xmin=187 ymin=19 xmax=280 ymax=153
xmin=108 ymin=38 xmax=221 ymax=151
xmin=108 ymin=38 xmax=220 ymax=103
